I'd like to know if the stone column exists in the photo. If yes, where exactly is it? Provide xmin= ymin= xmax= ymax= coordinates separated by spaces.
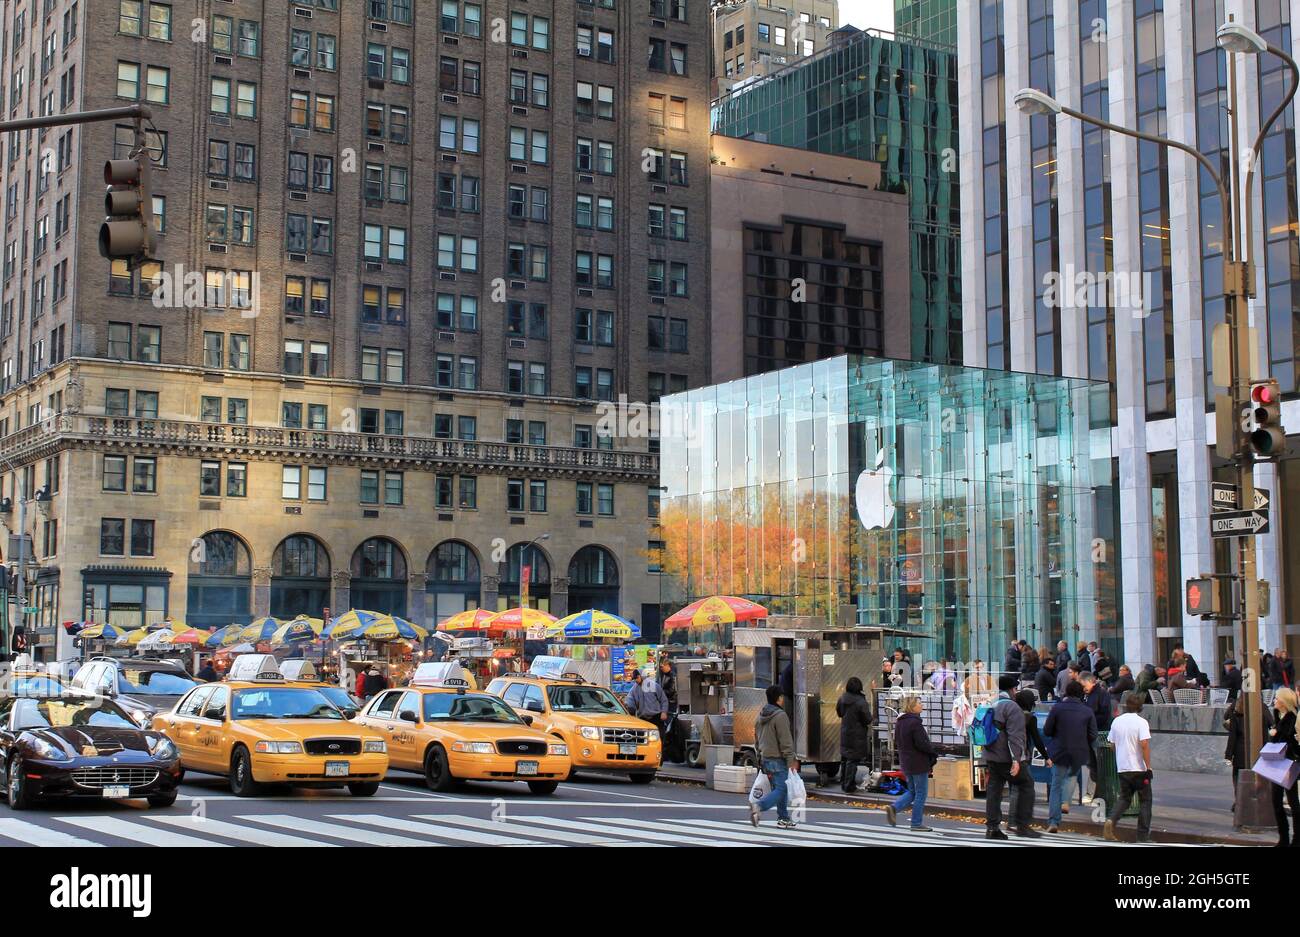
xmin=482 ymin=574 xmax=500 ymax=613
xmin=332 ymin=571 xmax=351 ymax=616
xmin=408 ymin=573 xmax=430 ymax=629
xmin=251 ymin=566 xmax=272 ymax=619
xmin=550 ymin=576 xmax=570 ymax=619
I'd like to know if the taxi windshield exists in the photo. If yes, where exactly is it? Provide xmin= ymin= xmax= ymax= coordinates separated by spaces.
xmin=119 ymin=667 xmax=199 ymax=697
xmin=232 ymin=687 xmax=344 ymax=720
xmin=423 ymin=694 xmax=523 ymax=724
xmin=12 ymin=698 xmax=135 ymax=730
xmin=547 ymin=685 xmax=627 ymax=714
xmin=316 ymin=686 xmax=361 ymax=713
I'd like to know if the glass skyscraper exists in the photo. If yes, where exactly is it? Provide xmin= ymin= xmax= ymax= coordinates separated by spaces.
xmin=894 ymin=0 xmax=957 ymax=47
xmin=712 ymin=28 xmax=962 ymax=366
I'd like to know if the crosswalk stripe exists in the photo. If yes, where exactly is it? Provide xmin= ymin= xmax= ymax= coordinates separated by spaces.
xmin=56 ymin=816 xmax=229 ymax=847
xmin=508 ymin=814 xmax=758 ymax=846
xmin=415 ymin=814 xmax=667 ymax=847
xmin=588 ymin=815 xmax=868 ymax=848
xmin=240 ymin=814 xmax=436 ymax=847
xmin=145 ymin=814 xmax=340 ymax=847
xmin=0 ymin=817 xmax=104 ymax=848
xmin=814 ymin=819 xmax=1112 ymax=846
xmin=665 ymin=815 xmax=1022 ymax=848
xmin=330 ymin=813 xmax=548 ymax=846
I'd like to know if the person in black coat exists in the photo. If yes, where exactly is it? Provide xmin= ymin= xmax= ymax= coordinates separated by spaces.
xmin=1055 ymin=641 xmax=1072 ymax=672
xmin=1268 ymin=688 xmax=1300 ymax=845
xmin=1220 ymin=659 xmax=1242 ymax=704
xmin=835 ymin=676 xmax=873 ymax=793
xmin=1043 ymin=681 xmax=1097 ymax=832
xmin=1019 ymin=645 xmax=1041 ymax=682
xmin=1081 ymin=672 xmax=1113 ymax=731
xmin=1224 ymin=693 xmax=1271 ymax=808
xmin=885 ymin=696 xmax=936 ymax=831
xmin=1035 ymin=659 xmax=1057 ymax=701
xmin=1108 ymin=665 xmax=1136 ymax=701
xmin=1002 ymin=641 xmax=1022 ymax=677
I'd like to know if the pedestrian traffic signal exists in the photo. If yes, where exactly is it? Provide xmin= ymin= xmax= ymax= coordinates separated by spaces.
xmin=1186 ymin=577 xmax=1219 ymax=618
xmin=98 ymin=154 xmax=153 ymax=262
xmin=1244 ymin=378 xmax=1285 ymax=460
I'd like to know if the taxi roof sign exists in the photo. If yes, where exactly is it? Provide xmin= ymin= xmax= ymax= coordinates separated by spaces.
xmin=411 ymin=661 xmax=476 ymax=690
xmin=279 ymin=659 xmax=317 ymax=682
xmin=529 ymin=656 xmax=575 ymax=680
xmin=226 ymin=654 xmax=285 ymax=683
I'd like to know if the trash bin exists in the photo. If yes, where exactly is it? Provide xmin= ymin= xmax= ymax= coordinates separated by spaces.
xmin=1094 ymin=733 xmax=1141 ymax=818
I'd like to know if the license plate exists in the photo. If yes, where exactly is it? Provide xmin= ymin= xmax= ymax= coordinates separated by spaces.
xmin=103 ymin=786 xmax=130 ymax=799
xmin=325 ymin=761 xmax=349 ymax=777
xmin=619 ymin=743 xmax=638 ymax=755
xmin=516 ymin=761 xmax=539 ymax=776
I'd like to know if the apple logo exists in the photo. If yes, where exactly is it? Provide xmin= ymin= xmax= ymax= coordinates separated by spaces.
xmin=855 ymin=447 xmax=896 ymax=530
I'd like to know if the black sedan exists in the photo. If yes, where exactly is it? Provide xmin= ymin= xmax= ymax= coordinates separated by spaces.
xmin=0 ymin=695 xmax=183 ymax=809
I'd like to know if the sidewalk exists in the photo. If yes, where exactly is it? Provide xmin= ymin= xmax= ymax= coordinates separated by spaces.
xmin=659 ymin=763 xmax=1274 ymax=845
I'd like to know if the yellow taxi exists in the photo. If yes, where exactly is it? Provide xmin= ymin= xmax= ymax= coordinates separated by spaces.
xmin=486 ymin=657 xmax=661 ymax=784
xmin=152 ymin=654 xmax=389 ymax=797
xmin=357 ymin=662 xmax=570 ymax=795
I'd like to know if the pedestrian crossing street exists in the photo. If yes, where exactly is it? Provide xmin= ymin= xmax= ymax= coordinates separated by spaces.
xmin=0 ymin=810 xmax=1162 ymax=848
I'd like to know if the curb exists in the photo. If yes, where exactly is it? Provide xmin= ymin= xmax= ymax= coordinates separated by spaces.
xmin=658 ymin=767 xmax=1268 ymax=846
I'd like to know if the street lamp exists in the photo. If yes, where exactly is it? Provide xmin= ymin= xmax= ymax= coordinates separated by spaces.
xmin=1016 ymin=16 xmax=1298 ymax=827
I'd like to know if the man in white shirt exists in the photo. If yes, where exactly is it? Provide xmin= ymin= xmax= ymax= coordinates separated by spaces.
xmin=1104 ymin=694 xmax=1153 ymax=842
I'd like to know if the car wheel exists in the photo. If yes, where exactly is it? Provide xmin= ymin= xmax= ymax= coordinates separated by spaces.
xmin=737 ymin=749 xmax=760 ymax=770
xmin=7 ymin=758 xmax=33 ymax=810
xmin=685 ymin=742 xmax=702 ymax=768
xmin=147 ymin=790 xmax=178 ymax=808
xmin=527 ymin=780 xmax=559 ymax=795
xmin=424 ymin=745 xmax=456 ymax=793
xmin=629 ymin=772 xmax=657 ymax=785
xmin=229 ymin=747 xmax=259 ymax=797
xmin=347 ymin=781 xmax=380 ymax=797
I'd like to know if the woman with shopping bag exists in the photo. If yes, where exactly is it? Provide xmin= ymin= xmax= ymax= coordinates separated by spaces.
xmin=1260 ymin=687 xmax=1300 ymax=845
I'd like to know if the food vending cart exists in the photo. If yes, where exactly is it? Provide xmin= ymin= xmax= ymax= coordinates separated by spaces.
xmin=732 ymin=619 xmax=897 ymax=776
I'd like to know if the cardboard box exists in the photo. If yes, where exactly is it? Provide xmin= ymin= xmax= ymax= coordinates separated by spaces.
xmin=931 ymin=757 xmax=974 ymax=801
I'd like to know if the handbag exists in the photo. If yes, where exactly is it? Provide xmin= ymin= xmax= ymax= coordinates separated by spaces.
xmin=1253 ymin=741 xmax=1300 ymax=788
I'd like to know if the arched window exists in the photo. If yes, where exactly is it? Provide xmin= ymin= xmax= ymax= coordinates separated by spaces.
xmin=497 ymin=542 xmax=550 ymax=611
xmin=567 ymin=545 xmax=620 ymax=614
xmin=187 ymin=531 xmax=252 ymax=628
xmin=427 ymin=541 xmax=481 ymax=623
xmin=271 ymin=535 xmax=331 ymax=619
xmin=350 ymin=537 xmax=408 ymax=616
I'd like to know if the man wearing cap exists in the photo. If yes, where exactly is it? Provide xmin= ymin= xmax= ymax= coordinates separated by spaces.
xmin=625 ymin=669 xmax=669 ymax=734
xmin=984 ymin=673 xmax=1040 ymax=839
xmin=1221 ymin=658 xmax=1242 ymax=705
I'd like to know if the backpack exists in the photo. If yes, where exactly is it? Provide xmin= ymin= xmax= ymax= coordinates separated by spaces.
xmin=970 ymin=702 xmax=1002 ymax=747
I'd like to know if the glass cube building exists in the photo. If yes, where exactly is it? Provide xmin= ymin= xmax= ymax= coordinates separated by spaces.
xmin=658 ymin=355 xmax=1121 ymax=664
xmin=711 ymin=28 xmax=961 ymax=366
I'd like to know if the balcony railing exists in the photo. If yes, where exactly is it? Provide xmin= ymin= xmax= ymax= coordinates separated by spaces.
xmin=0 ymin=413 xmax=659 ymax=479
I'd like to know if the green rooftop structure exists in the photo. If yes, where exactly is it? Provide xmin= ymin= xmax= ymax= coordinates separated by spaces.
xmin=893 ymin=0 xmax=957 ymax=48
xmin=711 ymin=27 xmax=961 ymax=366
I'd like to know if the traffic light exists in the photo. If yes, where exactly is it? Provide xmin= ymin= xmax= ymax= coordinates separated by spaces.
xmin=98 ymin=150 xmax=153 ymax=262
xmin=1244 ymin=378 xmax=1286 ymax=460
xmin=1186 ymin=577 xmax=1219 ymax=618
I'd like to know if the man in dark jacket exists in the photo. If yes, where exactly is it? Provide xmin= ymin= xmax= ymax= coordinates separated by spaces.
xmin=751 ymin=685 xmax=798 ymax=830
xmin=1081 ymin=671 xmax=1113 ymax=732
xmin=1035 ymin=658 xmax=1058 ymax=701
xmin=885 ymin=695 xmax=935 ymax=831
xmin=1003 ymin=640 xmax=1022 ymax=678
xmin=1043 ymin=680 xmax=1097 ymax=832
xmin=835 ymin=676 xmax=872 ymax=793
xmin=196 ymin=659 xmax=218 ymax=682
xmin=658 ymin=658 xmax=678 ymax=713
xmin=984 ymin=674 xmax=1039 ymax=839
xmin=1221 ymin=659 xmax=1242 ymax=704
xmin=1055 ymin=640 xmax=1072 ymax=672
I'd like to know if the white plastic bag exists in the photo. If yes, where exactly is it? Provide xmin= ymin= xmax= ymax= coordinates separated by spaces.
xmin=787 ymin=769 xmax=807 ymax=809
xmin=748 ymin=769 xmax=771 ymax=804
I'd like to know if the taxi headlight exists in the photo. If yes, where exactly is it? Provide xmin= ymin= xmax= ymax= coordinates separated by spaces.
xmin=648 ymin=730 xmax=660 ymax=743
xmin=363 ymin=740 xmax=387 ymax=753
xmin=451 ymin=741 xmax=495 ymax=754
xmin=579 ymin=726 xmax=601 ymax=741
xmin=254 ymin=741 xmax=303 ymax=754
xmin=548 ymin=742 xmax=569 ymax=756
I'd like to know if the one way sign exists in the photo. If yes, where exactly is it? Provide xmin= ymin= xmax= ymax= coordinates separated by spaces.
xmin=1210 ymin=509 xmax=1270 ymax=538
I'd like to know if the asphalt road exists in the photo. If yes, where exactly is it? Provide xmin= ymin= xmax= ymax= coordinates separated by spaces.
xmin=0 ymin=769 xmax=1176 ymax=847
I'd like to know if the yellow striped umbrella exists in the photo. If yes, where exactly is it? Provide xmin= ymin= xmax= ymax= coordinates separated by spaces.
xmin=270 ymin=617 xmax=325 ymax=646
xmin=337 ymin=615 xmax=428 ymax=642
xmin=486 ymin=607 xmax=558 ymax=634
xmin=437 ymin=608 xmax=497 ymax=632
xmin=116 ymin=628 xmax=152 ymax=647
xmin=238 ymin=617 xmax=283 ymax=644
